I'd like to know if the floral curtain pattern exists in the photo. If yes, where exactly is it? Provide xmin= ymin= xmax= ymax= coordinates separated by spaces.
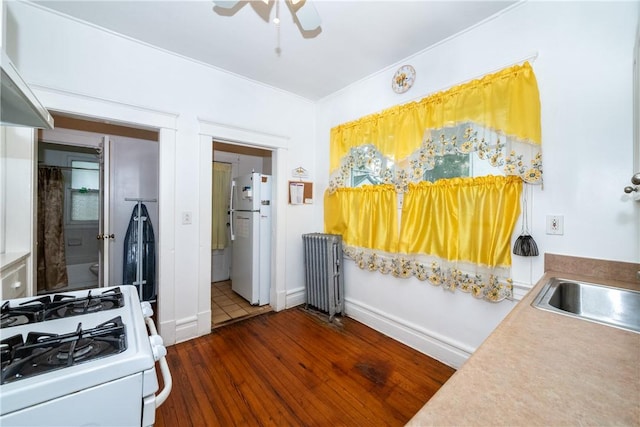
xmin=329 ymin=62 xmax=541 ymax=176
xmin=325 ymin=62 xmax=542 ymax=303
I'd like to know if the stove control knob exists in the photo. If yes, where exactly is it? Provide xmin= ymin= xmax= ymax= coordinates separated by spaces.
xmin=150 ymin=335 xmax=167 ymax=361
xmin=141 ymin=301 xmax=154 ymax=318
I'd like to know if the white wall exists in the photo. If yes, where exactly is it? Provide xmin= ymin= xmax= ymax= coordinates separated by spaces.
xmin=6 ymin=1 xmax=317 ymax=344
xmin=315 ymin=1 xmax=639 ymax=367
xmin=110 ymin=135 xmax=159 ymax=289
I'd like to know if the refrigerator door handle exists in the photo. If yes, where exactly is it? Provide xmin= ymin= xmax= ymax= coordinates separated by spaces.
xmin=229 ymin=180 xmax=236 ymax=241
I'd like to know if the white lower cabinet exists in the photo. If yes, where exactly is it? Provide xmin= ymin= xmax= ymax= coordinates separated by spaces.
xmin=1 ymin=254 xmax=28 ymax=300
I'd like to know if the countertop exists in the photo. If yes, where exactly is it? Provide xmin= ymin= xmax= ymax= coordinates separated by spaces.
xmin=407 ymin=270 xmax=640 ymax=426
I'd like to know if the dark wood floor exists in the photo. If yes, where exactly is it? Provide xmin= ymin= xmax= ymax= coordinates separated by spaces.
xmin=155 ymin=308 xmax=455 ymax=427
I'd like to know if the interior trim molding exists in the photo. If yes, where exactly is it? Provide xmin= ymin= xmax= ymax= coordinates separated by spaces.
xmin=198 ymin=118 xmax=289 ymax=149
xmin=285 ymin=286 xmax=305 ymax=309
xmin=174 ymin=316 xmax=199 ymax=344
xmin=344 ymin=298 xmax=473 ymax=369
xmin=512 ymin=280 xmax=533 ymax=301
xmin=27 ymin=84 xmax=179 ymax=345
xmin=31 ymin=84 xmax=179 ymax=130
xmin=158 ymin=319 xmax=176 ymax=346
xmin=198 ymin=120 xmax=289 ymax=317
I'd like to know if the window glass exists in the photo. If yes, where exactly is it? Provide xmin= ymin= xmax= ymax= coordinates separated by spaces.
xmin=424 ymin=153 xmax=470 ymax=182
xmin=71 ymin=161 xmax=99 ymax=190
xmin=70 ymin=160 xmax=99 ymax=222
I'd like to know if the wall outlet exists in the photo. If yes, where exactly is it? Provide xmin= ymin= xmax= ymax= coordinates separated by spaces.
xmin=546 ymin=215 xmax=564 ymax=235
xmin=182 ymin=211 xmax=192 ymax=225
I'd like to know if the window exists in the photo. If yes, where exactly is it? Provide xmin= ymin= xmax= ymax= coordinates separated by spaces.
xmin=69 ymin=160 xmax=99 ymax=223
xmin=423 ymin=153 xmax=470 ymax=182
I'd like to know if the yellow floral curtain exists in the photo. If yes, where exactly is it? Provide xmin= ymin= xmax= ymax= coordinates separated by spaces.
xmin=330 ymin=62 xmax=540 ymax=174
xmin=399 ymin=176 xmax=522 ymax=268
xmin=325 ymin=185 xmax=398 ymax=252
xmin=324 ymin=62 xmax=542 ymax=302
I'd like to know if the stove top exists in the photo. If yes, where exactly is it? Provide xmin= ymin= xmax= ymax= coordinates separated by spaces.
xmin=0 ymin=287 xmax=125 ymax=329
xmin=0 ymin=286 xmax=158 ymax=417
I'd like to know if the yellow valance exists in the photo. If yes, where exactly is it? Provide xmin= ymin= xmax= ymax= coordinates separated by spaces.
xmin=330 ymin=62 xmax=541 ymax=174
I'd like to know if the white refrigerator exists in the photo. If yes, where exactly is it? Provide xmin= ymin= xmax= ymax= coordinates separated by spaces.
xmin=229 ymin=172 xmax=272 ymax=305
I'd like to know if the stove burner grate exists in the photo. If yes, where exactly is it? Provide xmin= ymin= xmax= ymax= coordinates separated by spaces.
xmin=0 ymin=287 xmax=125 ymax=329
xmin=0 ymin=296 xmax=50 ymax=329
xmin=0 ymin=316 xmax=127 ymax=384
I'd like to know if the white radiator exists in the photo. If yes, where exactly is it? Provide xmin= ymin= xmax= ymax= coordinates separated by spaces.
xmin=302 ymin=233 xmax=344 ymax=321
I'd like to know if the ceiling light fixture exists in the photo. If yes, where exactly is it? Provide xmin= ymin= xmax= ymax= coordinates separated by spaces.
xmin=212 ymin=0 xmax=321 ymax=32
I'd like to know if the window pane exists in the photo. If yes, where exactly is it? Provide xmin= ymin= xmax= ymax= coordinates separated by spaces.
xmin=71 ymin=190 xmax=99 ymax=221
xmin=71 ymin=161 xmax=99 ymax=190
xmin=424 ymin=153 xmax=470 ymax=182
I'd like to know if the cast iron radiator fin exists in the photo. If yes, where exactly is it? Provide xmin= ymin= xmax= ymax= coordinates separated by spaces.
xmin=302 ymin=233 xmax=344 ymax=321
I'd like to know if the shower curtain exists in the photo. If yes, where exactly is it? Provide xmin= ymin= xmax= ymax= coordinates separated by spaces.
xmin=37 ymin=167 xmax=68 ymax=292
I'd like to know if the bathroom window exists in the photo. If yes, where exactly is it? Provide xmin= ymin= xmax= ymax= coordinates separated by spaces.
xmin=69 ymin=160 xmax=99 ymax=223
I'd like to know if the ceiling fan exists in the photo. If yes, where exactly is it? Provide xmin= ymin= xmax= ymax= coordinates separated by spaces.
xmin=212 ymin=0 xmax=321 ymax=32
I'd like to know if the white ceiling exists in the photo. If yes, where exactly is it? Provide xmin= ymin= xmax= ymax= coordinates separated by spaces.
xmin=32 ymin=0 xmax=518 ymax=101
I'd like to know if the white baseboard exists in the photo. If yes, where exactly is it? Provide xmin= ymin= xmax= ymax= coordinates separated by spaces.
xmin=512 ymin=280 xmax=534 ymax=301
xmin=174 ymin=315 xmax=199 ymax=344
xmin=285 ymin=286 xmax=306 ymax=309
xmin=344 ymin=299 xmax=473 ymax=369
xmin=158 ymin=319 xmax=176 ymax=346
xmin=197 ymin=309 xmax=211 ymax=336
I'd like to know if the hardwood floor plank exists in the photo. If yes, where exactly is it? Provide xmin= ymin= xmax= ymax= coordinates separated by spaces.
xmin=155 ymin=308 xmax=455 ymax=427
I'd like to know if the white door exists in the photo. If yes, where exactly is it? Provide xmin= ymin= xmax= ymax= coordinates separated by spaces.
xmin=98 ymin=136 xmax=111 ymax=287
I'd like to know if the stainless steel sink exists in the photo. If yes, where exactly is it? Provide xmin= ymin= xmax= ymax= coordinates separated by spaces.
xmin=532 ymin=277 xmax=640 ymax=333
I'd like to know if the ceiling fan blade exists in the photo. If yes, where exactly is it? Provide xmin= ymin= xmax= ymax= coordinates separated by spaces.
xmin=294 ymin=0 xmax=321 ymax=31
xmin=212 ymin=1 xmax=240 ymax=9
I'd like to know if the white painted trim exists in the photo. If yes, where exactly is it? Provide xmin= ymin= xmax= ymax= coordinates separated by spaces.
xmin=174 ymin=316 xmax=199 ymax=344
xmin=198 ymin=134 xmax=213 ymax=333
xmin=197 ymin=120 xmax=289 ymax=315
xmin=158 ymin=128 xmax=177 ymax=344
xmin=344 ymin=298 xmax=473 ymax=369
xmin=31 ymin=84 xmax=179 ymax=130
xmin=272 ymin=147 xmax=288 ymax=311
xmin=285 ymin=286 xmax=306 ymax=309
xmin=512 ymin=280 xmax=534 ymax=301
xmin=158 ymin=319 xmax=176 ymax=348
xmin=198 ymin=118 xmax=289 ymax=149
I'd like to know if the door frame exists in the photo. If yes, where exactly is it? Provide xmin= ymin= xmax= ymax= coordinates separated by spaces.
xmin=31 ymin=84 xmax=179 ymax=343
xmin=198 ymin=119 xmax=289 ymax=328
xmin=37 ymin=131 xmax=109 ymax=289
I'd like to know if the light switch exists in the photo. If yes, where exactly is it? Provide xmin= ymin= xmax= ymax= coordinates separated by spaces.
xmin=182 ymin=211 xmax=192 ymax=225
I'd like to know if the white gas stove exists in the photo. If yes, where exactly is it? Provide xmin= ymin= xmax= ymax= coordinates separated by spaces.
xmin=0 ymin=285 xmax=172 ymax=426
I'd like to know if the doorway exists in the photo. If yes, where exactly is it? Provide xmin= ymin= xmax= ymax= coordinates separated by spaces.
xmin=36 ymin=114 xmax=160 ymax=300
xmin=211 ymin=140 xmax=273 ymax=328
xmin=36 ymin=141 xmax=101 ymax=293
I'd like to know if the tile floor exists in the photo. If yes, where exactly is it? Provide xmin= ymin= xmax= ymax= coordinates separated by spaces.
xmin=211 ymin=280 xmax=272 ymax=328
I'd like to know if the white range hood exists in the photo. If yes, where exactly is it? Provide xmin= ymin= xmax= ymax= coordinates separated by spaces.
xmin=1 ymin=50 xmax=54 ymax=129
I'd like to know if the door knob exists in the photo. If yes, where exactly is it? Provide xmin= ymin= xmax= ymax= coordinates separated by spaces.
xmin=625 ymin=173 xmax=640 ymax=195
xmin=96 ymin=234 xmax=115 ymax=240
